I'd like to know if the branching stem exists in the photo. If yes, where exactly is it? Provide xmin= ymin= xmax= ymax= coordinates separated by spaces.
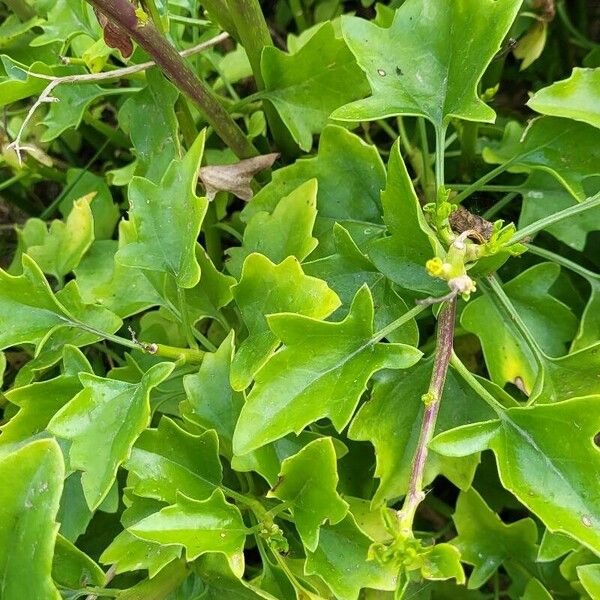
xmin=9 ymin=32 xmax=230 ymax=163
xmin=85 ymin=0 xmax=257 ymax=158
xmin=397 ymin=298 xmax=456 ymax=534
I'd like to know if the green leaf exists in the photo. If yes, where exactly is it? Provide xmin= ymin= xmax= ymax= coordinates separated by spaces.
xmin=431 ymin=397 xmax=600 ymax=554
xmin=233 ymin=286 xmax=422 ymax=454
xmin=125 ymin=417 xmax=222 ymax=504
xmin=0 ymin=346 xmax=91 ymax=454
xmin=231 ymin=253 xmax=340 ymax=390
xmin=52 ymin=533 xmax=105 ymax=590
xmin=21 ymin=194 xmax=94 ymax=281
xmin=59 ymin=168 xmax=120 ymax=240
xmin=41 ymin=84 xmax=120 ymax=142
xmin=0 ymin=255 xmax=121 ymax=353
xmin=130 ymin=488 xmax=247 ymax=563
xmin=518 ymin=173 xmax=600 ymax=251
xmin=332 ymin=0 xmax=521 ymax=127
xmin=100 ymin=497 xmax=182 ymax=577
xmin=31 ymin=0 xmax=97 ymax=46
xmin=305 ymin=224 xmax=419 ymax=345
xmin=227 ymin=180 xmax=319 ymax=278
xmin=268 ymin=437 xmax=348 ymax=551
xmin=75 ymin=224 xmax=163 ymax=318
xmin=367 ymin=140 xmax=445 ymax=296
xmin=528 ymin=67 xmax=600 ymax=129
xmin=100 ymin=498 xmax=181 ymax=578
xmin=259 ymin=22 xmax=369 ymax=150
xmin=116 ymin=131 xmax=207 ymax=289
xmin=573 ymin=278 xmax=600 ymax=352
xmin=182 ymin=332 xmax=243 ymax=458
xmin=117 ymin=558 xmax=189 ymax=599
xmin=483 ymin=117 xmax=600 ymax=200
xmin=49 ymin=362 xmax=174 ymax=509
xmin=452 ymin=488 xmax=537 ymax=589
xmin=305 ymin=515 xmax=397 ymax=600
xmin=537 ymin=530 xmax=579 ymax=562
xmin=118 ymin=68 xmax=180 ymax=182
xmin=349 ymin=361 xmax=497 ymax=506
xmin=242 ymin=125 xmax=385 ymax=259
xmin=521 ymin=578 xmax=553 ymax=600
xmin=461 ymin=263 xmax=577 ymax=393
xmin=0 ymin=439 xmax=64 ymax=600
xmin=578 ymin=564 xmax=600 ymax=599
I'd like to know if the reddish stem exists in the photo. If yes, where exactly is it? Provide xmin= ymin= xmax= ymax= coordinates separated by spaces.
xmin=397 ymin=298 xmax=457 ymax=533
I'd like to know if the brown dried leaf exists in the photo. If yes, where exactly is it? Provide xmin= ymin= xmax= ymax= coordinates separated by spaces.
xmin=199 ymin=153 xmax=279 ymax=201
xmin=94 ymin=7 xmax=135 ymax=59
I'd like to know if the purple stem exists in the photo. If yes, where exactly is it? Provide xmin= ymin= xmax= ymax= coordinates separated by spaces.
xmin=398 ymin=297 xmax=457 ymax=534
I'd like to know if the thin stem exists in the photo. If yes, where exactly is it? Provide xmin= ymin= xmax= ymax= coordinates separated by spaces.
xmin=141 ymin=0 xmax=166 ymax=34
xmin=434 ymin=124 xmax=447 ymax=196
xmin=418 ymin=118 xmax=433 ymax=202
xmin=372 ymin=304 xmax=427 ymax=343
xmin=288 ymin=0 xmax=308 ymax=31
xmin=525 ymin=244 xmax=599 ymax=281
xmin=397 ymin=298 xmax=456 ymax=534
xmin=85 ymin=0 xmax=257 ymax=158
xmin=177 ymin=286 xmax=199 ymax=350
xmin=70 ymin=321 xmax=205 ymax=364
xmin=450 ymin=353 xmax=504 ymax=413
xmin=482 ymin=191 xmax=519 ymax=220
xmin=9 ymin=33 xmax=230 ymax=163
xmin=453 ymin=162 xmax=512 ymax=203
xmin=377 ymin=119 xmax=398 ymax=141
xmin=449 ymin=183 xmax=520 ymax=193
xmin=557 ymin=1 xmax=599 ymax=49
xmin=508 ymin=192 xmax=600 ymax=245
xmin=0 ymin=173 xmax=28 ymax=192
xmin=397 ymin=117 xmax=413 ymax=154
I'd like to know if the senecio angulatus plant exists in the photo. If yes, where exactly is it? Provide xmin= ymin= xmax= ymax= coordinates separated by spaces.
xmin=1 ymin=0 xmax=600 ymax=598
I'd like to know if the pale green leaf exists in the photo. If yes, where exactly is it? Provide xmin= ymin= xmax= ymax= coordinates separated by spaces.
xmin=125 ymin=416 xmax=222 ymax=504
xmin=130 ymin=489 xmax=247 ymax=563
xmin=231 ymin=253 xmax=340 ymax=390
xmin=227 ymin=180 xmax=319 ymax=278
xmin=233 ymin=286 xmax=422 ymax=455
xmin=242 ymin=125 xmax=385 ymax=259
xmin=0 ymin=255 xmax=121 ymax=353
xmin=268 ymin=437 xmax=348 ymax=551
xmin=528 ymin=67 xmax=600 ymax=129
xmin=116 ymin=131 xmax=207 ymax=288
xmin=49 ymin=362 xmax=174 ymax=509
xmin=0 ymin=439 xmax=64 ymax=600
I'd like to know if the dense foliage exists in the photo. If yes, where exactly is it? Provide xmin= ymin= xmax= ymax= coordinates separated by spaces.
xmin=0 ymin=0 xmax=599 ymax=598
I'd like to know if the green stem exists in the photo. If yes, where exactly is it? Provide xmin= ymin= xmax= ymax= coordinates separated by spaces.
xmin=397 ymin=299 xmax=456 ymax=534
xmin=397 ymin=117 xmax=413 ymax=154
xmin=199 ymin=0 xmax=239 ymax=39
xmin=372 ymin=304 xmax=426 ymax=343
xmin=449 ymin=183 xmax=520 ymax=193
xmin=450 ymin=354 xmax=504 ymax=413
xmin=557 ymin=1 xmax=599 ymax=49
xmin=418 ymin=118 xmax=433 ymax=202
xmin=525 ymin=244 xmax=599 ymax=281
xmin=71 ymin=321 xmax=205 ymax=364
xmin=482 ymin=191 xmax=519 ymax=220
xmin=481 ymin=275 xmax=545 ymax=363
xmin=141 ymin=0 xmax=166 ymax=34
xmin=86 ymin=0 xmax=257 ymax=158
xmin=225 ymin=0 xmax=296 ymax=154
xmin=508 ymin=192 xmax=600 ymax=245
xmin=459 ymin=121 xmax=478 ymax=178
xmin=434 ymin=124 xmax=447 ymax=196
xmin=453 ymin=162 xmax=512 ymax=203
xmin=288 ymin=0 xmax=308 ymax=31
xmin=377 ymin=119 xmax=398 ymax=141
xmin=177 ymin=286 xmax=199 ymax=350
xmin=0 ymin=172 xmax=28 ymax=192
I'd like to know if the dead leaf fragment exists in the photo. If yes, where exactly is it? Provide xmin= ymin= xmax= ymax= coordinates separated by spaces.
xmin=199 ymin=153 xmax=279 ymax=201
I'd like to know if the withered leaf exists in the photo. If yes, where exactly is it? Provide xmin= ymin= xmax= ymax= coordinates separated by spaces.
xmin=199 ymin=153 xmax=279 ymax=202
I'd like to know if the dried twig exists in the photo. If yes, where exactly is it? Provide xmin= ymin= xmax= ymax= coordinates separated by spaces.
xmin=7 ymin=32 xmax=229 ymax=163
